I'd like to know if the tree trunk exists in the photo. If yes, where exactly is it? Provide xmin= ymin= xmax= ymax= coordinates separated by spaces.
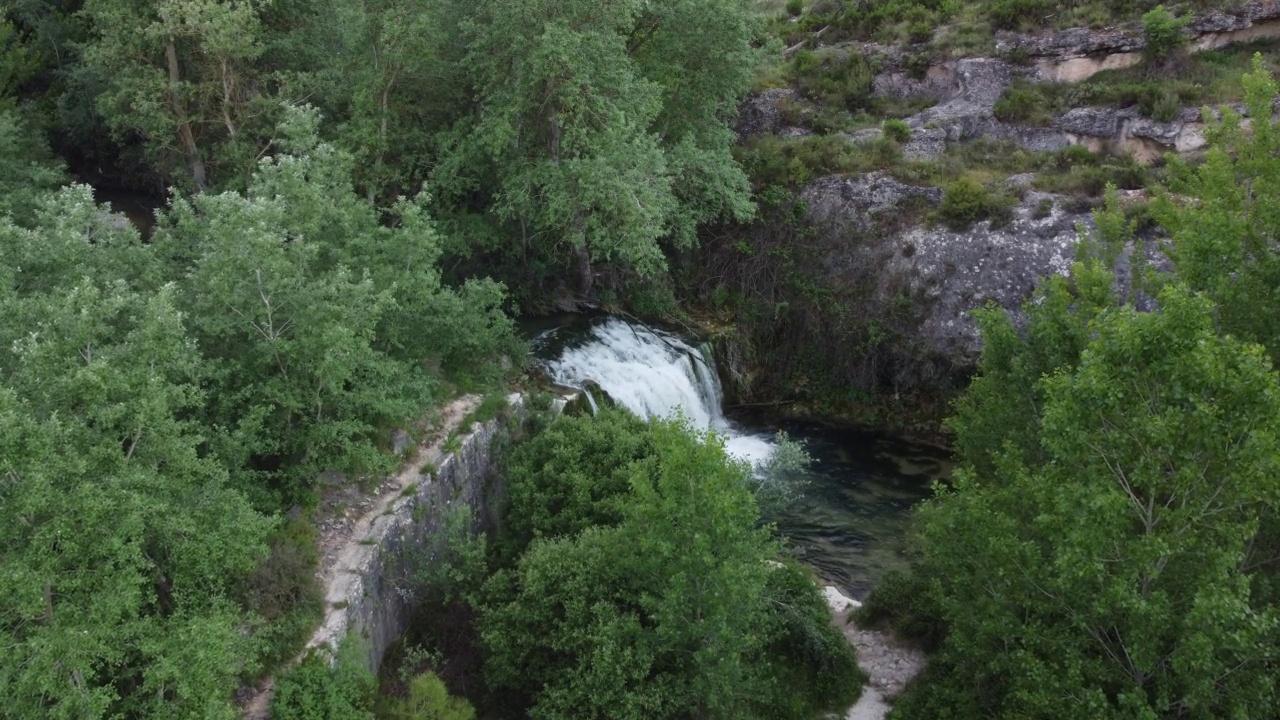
xmin=166 ymin=38 xmax=207 ymax=191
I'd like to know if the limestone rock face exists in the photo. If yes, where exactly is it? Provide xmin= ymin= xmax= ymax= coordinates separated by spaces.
xmin=801 ymin=173 xmax=1090 ymax=368
xmin=800 ymin=172 xmax=943 ymax=235
xmin=990 ymin=1 xmax=1280 ymax=83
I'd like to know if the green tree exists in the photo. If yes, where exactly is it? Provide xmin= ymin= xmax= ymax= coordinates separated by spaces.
xmin=431 ymin=0 xmax=759 ymax=298
xmin=0 ymin=281 xmax=271 ymax=719
xmin=948 ymin=258 xmax=1115 ymax=479
xmin=382 ymin=672 xmax=475 ymax=720
xmin=156 ymin=107 xmax=516 ymax=507
xmin=892 ymin=287 xmax=1280 ymax=719
xmin=1156 ymin=57 xmax=1280 ymax=357
xmin=271 ymin=641 xmax=377 ymax=720
xmin=0 ymin=108 xmax=66 ymax=225
xmin=482 ymin=418 xmax=777 ymax=719
xmin=78 ymin=0 xmax=280 ymax=189
xmin=497 ymin=407 xmax=655 ymax=562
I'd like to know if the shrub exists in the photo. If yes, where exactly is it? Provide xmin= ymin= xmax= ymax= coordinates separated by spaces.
xmin=993 ymin=80 xmax=1054 ymax=125
xmin=989 ymin=0 xmax=1048 ymax=30
xmin=496 ymin=408 xmax=654 ymax=562
xmin=244 ymin=517 xmax=320 ymax=622
xmin=755 ymin=562 xmax=866 ymax=718
xmin=1034 ymin=197 xmax=1055 ymax=219
xmin=904 ymin=50 xmax=932 ymax=80
xmin=1143 ymin=5 xmax=1189 ymax=66
xmin=1149 ymin=88 xmax=1182 ymax=122
xmin=271 ymin=642 xmax=376 ymax=720
xmin=785 ymin=0 xmax=804 ymax=17
xmin=856 ymin=569 xmax=947 ymax=651
xmin=882 ymin=118 xmax=912 ymax=143
xmin=791 ymin=50 xmax=875 ymax=111
xmin=381 ymin=672 xmax=475 ymax=720
xmin=938 ymin=178 xmax=1006 ymax=230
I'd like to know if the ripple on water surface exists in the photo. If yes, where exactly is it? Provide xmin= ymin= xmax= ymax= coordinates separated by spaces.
xmin=749 ymin=419 xmax=952 ymax=600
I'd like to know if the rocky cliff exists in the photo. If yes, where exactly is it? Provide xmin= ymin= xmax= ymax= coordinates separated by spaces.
xmin=717 ymin=2 xmax=1273 ymax=425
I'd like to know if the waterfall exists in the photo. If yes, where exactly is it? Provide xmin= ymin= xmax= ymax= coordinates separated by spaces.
xmin=535 ymin=317 xmax=775 ymax=463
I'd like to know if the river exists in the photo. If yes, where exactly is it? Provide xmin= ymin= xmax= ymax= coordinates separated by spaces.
xmin=530 ymin=315 xmax=951 ymax=599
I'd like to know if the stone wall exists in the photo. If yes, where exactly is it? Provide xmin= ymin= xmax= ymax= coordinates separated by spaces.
xmin=307 ymin=400 xmax=515 ymax=674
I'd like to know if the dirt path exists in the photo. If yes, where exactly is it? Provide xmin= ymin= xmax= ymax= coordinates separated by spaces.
xmin=240 ymin=395 xmax=482 ymax=719
xmin=824 ymin=586 xmax=928 ymax=720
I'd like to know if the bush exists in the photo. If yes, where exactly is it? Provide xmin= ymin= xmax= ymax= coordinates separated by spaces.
xmin=1142 ymin=5 xmax=1189 ymax=66
xmin=244 ymin=516 xmax=325 ymax=672
xmin=496 ymin=408 xmax=654 ymax=562
xmin=271 ymin=643 xmax=376 ymax=720
xmin=989 ymin=0 xmax=1048 ymax=30
xmin=791 ymin=50 xmax=874 ymax=111
xmin=755 ymin=562 xmax=866 ymax=719
xmin=857 ymin=569 xmax=947 ymax=651
xmin=244 ymin=517 xmax=321 ymax=622
xmin=1149 ymin=88 xmax=1182 ymax=121
xmin=785 ymin=0 xmax=804 ymax=17
xmin=882 ymin=118 xmax=912 ymax=143
xmin=993 ymin=80 xmax=1055 ymax=125
xmin=380 ymin=673 xmax=475 ymax=720
xmin=938 ymin=178 xmax=1009 ymax=230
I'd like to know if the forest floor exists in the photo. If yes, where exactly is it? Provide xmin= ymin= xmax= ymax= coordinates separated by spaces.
xmin=825 ymin=587 xmax=928 ymax=720
xmin=241 ymin=394 xmax=483 ymax=719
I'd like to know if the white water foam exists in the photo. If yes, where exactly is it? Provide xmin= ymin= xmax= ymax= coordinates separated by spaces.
xmin=537 ymin=318 xmax=775 ymax=464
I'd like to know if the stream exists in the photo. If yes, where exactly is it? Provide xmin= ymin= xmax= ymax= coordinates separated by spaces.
xmin=530 ymin=315 xmax=952 ymax=599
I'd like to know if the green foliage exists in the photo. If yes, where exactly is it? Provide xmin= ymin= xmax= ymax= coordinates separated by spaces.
xmin=497 ymin=408 xmax=655 ymax=562
xmin=482 ymin=417 xmax=776 ymax=719
xmin=882 ymin=118 xmax=912 ymax=143
xmin=947 ymin=259 xmax=1116 ymax=478
xmin=791 ymin=50 xmax=874 ymax=111
xmin=0 ymin=109 xmax=65 ymax=225
xmin=272 ymin=641 xmax=377 ymax=720
xmin=896 ymin=287 xmax=1280 ymax=719
xmin=380 ymin=672 xmax=475 ymax=720
xmin=785 ymin=0 xmax=804 ymax=17
xmin=1155 ymin=56 xmax=1280 ymax=358
xmin=936 ymin=177 xmax=1011 ymax=230
xmin=1033 ymin=146 xmax=1150 ymax=200
xmin=0 ymin=273 xmax=272 ymax=717
xmin=1142 ymin=5 xmax=1189 ymax=65
xmin=0 ymin=18 xmax=40 ymax=101
xmin=79 ymin=0 xmax=276 ymax=190
xmin=749 ymin=431 xmax=814 ymax=512
xmin=988 ymin=0 xmax=1048 ymax=30
xmin=243 ymin=517 xmax=325 ymax=670
xmin=479 ymin=413 xmax=857 ymax=719
xmin=754 ymin=561 xmax=865 ymax=719
xmin=431 ymin=0 xmax=762 ymax=296
xmin=992 ymin=79 xmax=1054 ymax=125
xmin=0 ymin=100 xmax=520 ymax=715
xmin=155 ymin=108 xmax=516 ymax=506
xmin=854 ymin=569 xmax=947 ymax=650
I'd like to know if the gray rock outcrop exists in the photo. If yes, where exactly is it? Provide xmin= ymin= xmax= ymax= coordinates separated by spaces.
xmin=737 ymin=87 xmax=800 ymax=139
xmin=801 ymin=173 xmax=1091 ymax=367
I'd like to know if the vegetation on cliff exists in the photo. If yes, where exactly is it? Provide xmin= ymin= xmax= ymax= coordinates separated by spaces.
xmin=861 ymin=63 xmax=1280 ymax=719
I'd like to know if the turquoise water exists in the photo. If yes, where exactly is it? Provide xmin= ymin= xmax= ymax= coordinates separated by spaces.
xmin=735 ymin=417 xmax=951 ymax=599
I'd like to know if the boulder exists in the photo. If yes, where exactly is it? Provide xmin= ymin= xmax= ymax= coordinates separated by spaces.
xmin=736 ymin=88 xmax=799 ymax=139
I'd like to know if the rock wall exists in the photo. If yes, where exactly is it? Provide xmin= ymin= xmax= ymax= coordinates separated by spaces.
xmin=307 ymin=401 xmax=514 ymax=674
xmin=800 ymin=174 xmax=1091 ymax=368
xmin=998 ymin=1 xmax=1280 ymax=82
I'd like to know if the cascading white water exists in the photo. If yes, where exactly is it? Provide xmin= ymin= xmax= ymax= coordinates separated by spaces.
xmin=536 ymin=317 xmax=775 ymax=463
